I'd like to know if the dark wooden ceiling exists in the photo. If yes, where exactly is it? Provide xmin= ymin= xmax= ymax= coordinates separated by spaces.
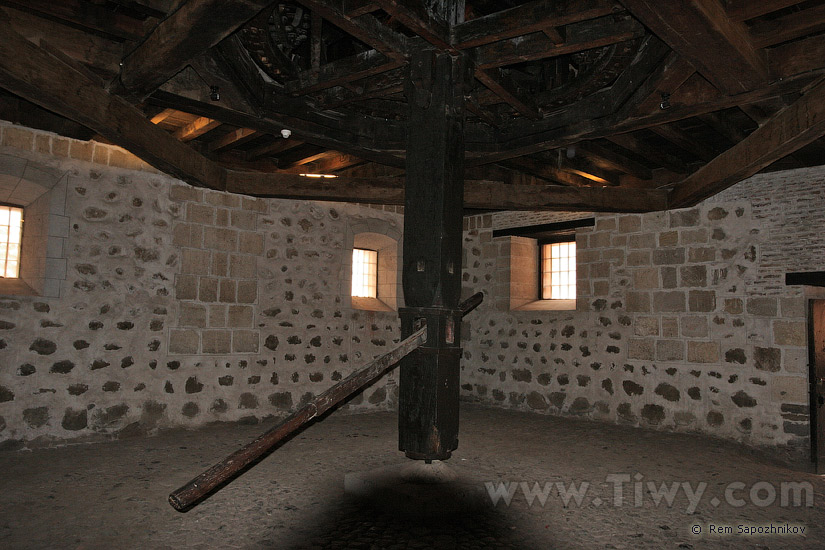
xmin=2 ymin=0 xmax=825 ymax=213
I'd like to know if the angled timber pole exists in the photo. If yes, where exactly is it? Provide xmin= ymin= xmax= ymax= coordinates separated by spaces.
xmin=169 ymin=293 xmax=484 ymax=511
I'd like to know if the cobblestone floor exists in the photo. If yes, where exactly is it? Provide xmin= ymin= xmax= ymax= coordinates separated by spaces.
xmin=1 ymin=404 xmax=824 ymax=549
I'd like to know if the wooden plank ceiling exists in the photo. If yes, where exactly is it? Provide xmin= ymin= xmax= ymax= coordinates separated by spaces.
xmin=1 ymin=0 xmax=825 ymax=212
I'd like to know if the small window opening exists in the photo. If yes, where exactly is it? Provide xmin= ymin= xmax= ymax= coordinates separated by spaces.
xmin=541 ymin=241 xmax=576 ymax=300
xmin=0 ymin=205 xmax=23 ymax=279
xmin=352 ymin=248 xmax=378 ymax=298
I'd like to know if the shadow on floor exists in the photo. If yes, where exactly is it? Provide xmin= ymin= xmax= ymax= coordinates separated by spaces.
xmin=275 ymin=493 xmax=544 ymax=550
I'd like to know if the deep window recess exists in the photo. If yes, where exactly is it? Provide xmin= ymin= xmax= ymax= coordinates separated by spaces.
xmin=0 ymin=205 xmax=23 ymax=278
xmin=541 ymin=240 xmax=576 ymax=300
xmin=351 ymin=248 xmax=378 ymax=298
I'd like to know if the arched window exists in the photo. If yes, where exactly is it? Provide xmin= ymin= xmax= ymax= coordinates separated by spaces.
xmin=342 ymin=219 xmax=402 ymax=312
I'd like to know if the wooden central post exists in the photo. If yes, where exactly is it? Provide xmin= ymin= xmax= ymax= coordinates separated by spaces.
xmin=398 ymin=47 xmax=468 ymax=461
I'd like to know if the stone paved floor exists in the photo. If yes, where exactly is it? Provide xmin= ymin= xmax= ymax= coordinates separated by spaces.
xmin=1 ymin=404 xmax=824 ymax=549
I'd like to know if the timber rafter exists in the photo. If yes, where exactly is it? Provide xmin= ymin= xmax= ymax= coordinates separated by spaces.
xmin=1 ymin=0 xmax=825 ymax=212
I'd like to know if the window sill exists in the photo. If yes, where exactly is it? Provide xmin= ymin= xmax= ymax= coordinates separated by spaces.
xmin=512 ymin=299 xmax=576 ymax=312
xmin=352 ymin=296 xmax=394 ymax=312
xmin=0 ymin=278 xmax=36 ymax=296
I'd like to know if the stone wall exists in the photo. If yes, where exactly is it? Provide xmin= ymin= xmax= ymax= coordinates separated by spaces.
xmin=460 ymin=168 xmax=825 ymax=459
xmin=1 ymin=120 xmax=822 ymax=462
xmin=0 ymin=122 xmax=403 ymax=448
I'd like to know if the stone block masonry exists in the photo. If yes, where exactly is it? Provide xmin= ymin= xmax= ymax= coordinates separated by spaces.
xmin=0 ymin=122 xmax=401 ymax=447
xmin=0 ymin=120 xmax=819 ymax=462
xmin=461 ymin=169 xmax=824 ymax=458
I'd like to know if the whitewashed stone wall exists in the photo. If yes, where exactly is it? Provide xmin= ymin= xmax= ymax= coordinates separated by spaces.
xmin=460 ymin=169 xmax=825 ymax=459
xmin=0 ymin=123 xmax=403 ymax=448
xmin=0 ymin=121 xmax=821 ymax=462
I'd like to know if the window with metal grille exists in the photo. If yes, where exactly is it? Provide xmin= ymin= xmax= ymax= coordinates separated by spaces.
xmin=541 ymin=241 xmax=576 ymax=300
xmin=0 ymin=205 xmax=23 ymax=279
xmin=351 ymin=248 xmax=378 ymax=298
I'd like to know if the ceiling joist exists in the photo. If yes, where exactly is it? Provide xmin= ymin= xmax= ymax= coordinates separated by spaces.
xmin=670 ymin=76 xmax=825 ymax=207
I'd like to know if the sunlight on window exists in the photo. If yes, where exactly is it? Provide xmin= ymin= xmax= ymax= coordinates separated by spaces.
xmin=542 ymin=241 xmax=576 ymax=300
xmin=0 ymin=206 xmax=23 ymax=279
xmin=351 ymin=248 xmax=378 ymax=298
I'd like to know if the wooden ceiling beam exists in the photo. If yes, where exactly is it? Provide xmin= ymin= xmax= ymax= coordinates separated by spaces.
xmin=281 ymin=151 xmax=365 ymax=173
xmin=0 ymin=6 xmax=124 ymax=77
xmin=697 ymin=111 xmax=751 ymax=145
xmin=476 ymin=63 xmax=825 ymax=166
xmin=285 ymin=51 xmax=403 ymax=95
xmin=0 ymin=17 xmax=224 ymax=188
xmin=769 ymin=33 xmax=825 ymax=80
xmin=607 ymin=132 xmax=692 ymax=174
xmin=618 ymin=0 xmax=768 ymax=95
xmin=0 ymin=0 xmax=146 ymax=41
xmin=208 ymin=128 xmax=261 ymax=154
xmin=150 ymin=108 xmax=178 ymax=125
xmin=295 ymin=0 xmax=410 ymax=56
xmin=553 ymin=151 xmax=618 ymax=186
xmin=225 ymin=172 xmax=669 ymax=212
xmin=649 ymin=124 xmax=717 ymax=162
xmin=474 ymin=15 xmax=644 ymax=69
xmin=245 ymin=138 xmax=305 ymax=161
xmin=749 ymin=4 xmax=825 ymax=49
xmin=621 ymin=52 xmax=696 ymax=117
xmin=172 ymin=116 xmax=222 ymax=142
xmin=452 ymin=0 xmax=617 ymax=50
xmin=107 ymin=0 xmax=170 ymax=18
xmin=670 ymin=76 xmax=825 ymax=208
xmin=372 ymin=0 xmax=453 ymax=51
xmin=473 ymin=68 xmax=541 ymax=120
xmin=574 ymin=140 xmax=653 ymax=180
xmin=114 ymin=0 xmax=271 ymax=100
xmin=500 ymin=157 xmax=594 ymax=187
xmin=725 ymin=0 xmax=806 ymax=22
xmin=343 ymin=0 xmax=380 ymax=17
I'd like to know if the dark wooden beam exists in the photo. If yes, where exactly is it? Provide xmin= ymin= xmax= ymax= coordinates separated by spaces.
xmin=749 ymin=3 xmax=825 ymax=49
xmin=295 ymin=0 xmax=410 ymax=56
xmin=501 ymin=156 xmax=594 ymax=187
xmin=225 ymin=172 xmax=668 ymax=212
xmin=208 ymin=128 xmax=260 ymax=153
xmin=0 ymin=6 xmax=123 ymax=77
xmin=0 ymin=0 xmax=145 ymax=41
xmin=607 ymin=132 xmax=691 ymax=174
xmin=473 ymin=68 xmax=541 ymax=120
xmin=173 ymin=116 xmax=222 ymax=142
xmin=293 ymin=152 xmax=365 ymax=173
xmin=114 ymin=0 xmax=271 ymax=100
xmin=649 ymin=124 xmax=717 ymax=162
xmin=344 ymin=0 xmax=380 ymax=17
xmin=285 ymin=51 xmax=402 ymax=95
xmin=622 ymin=52 xmax=695 ymax=116
xmin=373 ymin=0 xmax=453 ymax=50
xmin=473 ymin=63 xmax=825 ymax=165
xmin=574 ymin=140 xmax=652 ymax=180
xmin=147 ymin=89 xmax=407 ymax=167
xmin=554 ymin=150 xmax=617 ymax=186
xmin=474 ymin=15 xmax=644 ymax=69
xmin=725 ymin=0 xmax=806 ymax=22
xmin=697 ymin=110 xmax=751 ymax=144
xmin=452 ymin=0 xmax=616 ymax=49
xmin=618 ymin=0 xmax=768 ymax=94
xmin=769 ymin=33 xmax=825 ymax=80
xmin=107 ymin=0 xmax=170 ymax=18
xmin=464 ymin=181 xmax=668 ymax=212
xmin=670 ymin=77 xmax=825 ymax=208
xmin=245 ymin=138 xmax=305 ymax=161
xmin=0 ymin=17 xmax=224 ymax=188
